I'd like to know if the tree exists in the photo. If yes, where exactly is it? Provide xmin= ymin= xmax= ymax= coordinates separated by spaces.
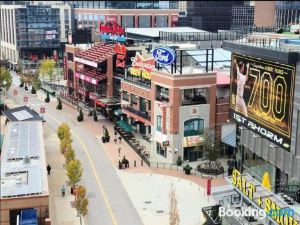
xmin=38 ymin=59 xmax=56 ymax=82
xmin=169 ymin=184 xmax=180 ymax=225
xmin=66 ymin=159 xmax=83 ymax=188
xmin=60 ymin=135 xmax=73 ymax=154
xmin=75 ymin=185 xmax=89 ymax=225
xmin=57 ymin=123 xmax=71 ymax=141
xmin=64 ymin=143 xmax=75 ymax=165
xmin=0 ymin=67 xmax=12 ymax=92
xmin=56 ymin=97 xmax=62 ymax=110
xmin=201 ymin=128 xmax=220 ymax=168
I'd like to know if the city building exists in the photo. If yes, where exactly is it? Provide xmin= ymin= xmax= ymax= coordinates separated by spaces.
xmin=0 ymin=3 xmax=72 ymax=70
xmin=207 ymin=33 xmax=300 ymax=225
xmin=275 ymin=1 xmax=300 ymax=30
xmin=61 ymin=0 xmax=179 ymax=31
xmin=253 ymin=1 xmax=276 ymax=27
xmin=0 ymin=121 xmax=49 ymax=225
xmin=182 ymin=1 xmax=254 ymax=32
xmin=231 ymin=1 xmax=255 ymax=30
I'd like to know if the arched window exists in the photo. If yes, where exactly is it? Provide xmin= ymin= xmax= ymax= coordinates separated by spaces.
xmin=184 ymin=118 xmax=204 ymax=137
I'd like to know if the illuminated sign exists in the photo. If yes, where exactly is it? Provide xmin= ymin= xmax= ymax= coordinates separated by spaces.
xmin=152 ymin=47 xmax=176 ymax=65
xmin=232 ymin=169 xmax=300 ymax=225
xmin=99 ymin=21 xmax=126 ymax=42
xmin=230 ymin=54 xmax=295 ymax=151
xmin=114 ymin=43 xmax=126 ymax=68
xmin=129 ymin=53 xmax=155 ymax=80
xmin=183 ymin=135 xmax=204 ymax=147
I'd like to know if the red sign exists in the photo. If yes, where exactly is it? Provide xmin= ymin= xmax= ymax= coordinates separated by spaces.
xmin=114 ymin=43 xmax=126 ymax=68
xmin=99 ymin=21 xmax=124 ymax=35
xmin=13 ymin=89 xmax=18 ymax=96
xmin=23 ymin=96 xmax=28 ymax=103
xmin=172 ymin=15 xmax=179 ymax=22
xmin=105 ymin=15 xmax=117 ymax=23
xmin=207 ymin=178 xmax=212 ymax=196
xmin=40 ymin=107 xmax=45 ymax=114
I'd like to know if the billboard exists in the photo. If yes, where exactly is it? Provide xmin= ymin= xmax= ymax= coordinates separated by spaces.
xmin=230 ymin=54 xmax=295 ymax=151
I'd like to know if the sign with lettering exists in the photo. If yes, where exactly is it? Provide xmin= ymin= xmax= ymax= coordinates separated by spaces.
xmin=230 ymin=54 xmax=295 ymax=151
xmin=232 ymin=169 xmax=300 ymax=225
xmin=74 ymin=57 xmax=98 ymax=68
xmin=114 ymin=43 xmax=126 ymax=68
xmin=152 ymin=47 xmax=176 ymax=65
xmin=23 ymin=96 xmax=28 ymax=103
xmin=129 ymin=53 xmax=155 ymax=80
xmin=99 ymin=21 xmax=126 ymax=42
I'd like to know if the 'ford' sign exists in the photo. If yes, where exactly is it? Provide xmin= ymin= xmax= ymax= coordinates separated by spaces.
xmin=152 ymin=47 xmax=176 ymax=65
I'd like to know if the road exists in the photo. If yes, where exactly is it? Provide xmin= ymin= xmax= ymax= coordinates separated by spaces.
xmin=8 ymin=73 xmax=143 ymax=225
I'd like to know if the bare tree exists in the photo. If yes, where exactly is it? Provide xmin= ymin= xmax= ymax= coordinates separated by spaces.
xmin=169 ymin=184 xmax=180 ymax=225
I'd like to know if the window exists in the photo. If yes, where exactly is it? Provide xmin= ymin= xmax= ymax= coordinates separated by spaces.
xmin=155 ymin=16 xmax=168 ymax=27
xmin=184 ymin=119 xmax=204 ymax=137
xmin=121 ymin=15 xmax=134 ymax=28
xmin=67 ymin=52 xmax=73 ymax=61
xmin=138 ymin=15 xmax=151 ymax=28
xmin=156 ymin=142 xmax=167 ymax=158
xmin=131 ymin=94 xmax=137 ymax=105
xmin=148 ymin=100 xmax=151 ymax=111
xmin=182 ymin=88 xmax=208 ymax=106
xmin=122 ymin=91 xmax=129 ymax=101
xmin=156 ymin=85 xmax=169 ymax=102
xmin=157 ymin=115 xmax=162 ymax=132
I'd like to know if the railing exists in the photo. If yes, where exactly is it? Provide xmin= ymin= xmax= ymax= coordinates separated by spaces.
xmin=123 ymin=77 xmax=151 ymax=89
xmin=122 ymin=106 xmax=151 ymax=121
xmin=182 ymin=98 xmax=207 ymax=106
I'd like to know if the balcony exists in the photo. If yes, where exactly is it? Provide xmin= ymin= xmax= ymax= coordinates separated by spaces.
xmin=122 ymin=105 xmax=151 ymax=122
xmin=182 ymin=95 xmax=208 ymax=106
xmin=123 ymin=77 xmax=151 ymax=89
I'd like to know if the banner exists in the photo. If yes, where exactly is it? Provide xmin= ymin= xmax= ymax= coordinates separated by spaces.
xmin=230 ymin=54 xmax=295 ymax=151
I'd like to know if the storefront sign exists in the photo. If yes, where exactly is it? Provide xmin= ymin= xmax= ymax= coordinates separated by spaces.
xmin=99 ymin=21 xmax=126 ymax=42
xmin=75 ymin=72 xmax=98 ymax=85
xmin=230 ymin=54 xmax=295 ymax=151
xmin=183 ymin=135 xmax=204 ymax=147
xmin=152 ymin=47 xmax=176 ymax=65
xmin=162 ymin=141 xmax=169 ymax=147
xmin=74 ymin=57 xmax=98 ymax=68
xmin=129 ymin=53 xmax=155 ymax=80
xmin=232 ymin=169 xmax=300 ymax=225
xmin=114 ymin=43 xmax=126 ymax=68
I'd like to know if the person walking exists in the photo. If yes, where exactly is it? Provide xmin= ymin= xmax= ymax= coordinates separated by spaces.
xmin=61 ymin=185 xmax=66 ymax=197
xmin=47 ymin=164 xmax=51 ymax=175
xmin=114 ymin=135 xmax=117 ymax=144
xmin=118 ymin=135 xmax=122 ymax=144
xmin=118 ymin=148 xmax=121 ymax=157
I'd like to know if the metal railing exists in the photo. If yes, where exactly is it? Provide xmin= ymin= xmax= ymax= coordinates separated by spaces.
xmin=122 ymin=106 xmax=151 ymax=121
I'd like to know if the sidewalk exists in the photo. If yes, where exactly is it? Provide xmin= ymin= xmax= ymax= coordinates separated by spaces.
xmin=44 ymin=120 xmax=84 ymax=225
xmin=59 ymin=97 xmax=227 ymax=188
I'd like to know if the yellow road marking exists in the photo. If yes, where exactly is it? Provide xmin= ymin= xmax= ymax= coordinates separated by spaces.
xmin=21 ymin=95 xmax=119 ymax=225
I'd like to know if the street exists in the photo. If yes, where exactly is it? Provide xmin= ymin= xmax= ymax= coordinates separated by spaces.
xmin=8 ymin=72 xmax=143 ymax=225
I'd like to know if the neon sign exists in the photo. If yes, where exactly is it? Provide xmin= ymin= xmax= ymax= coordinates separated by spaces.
xmin=129 ymin=53 xmax=155 ymax=80
xmin=99 ymin=21 xmax=126 ymax=42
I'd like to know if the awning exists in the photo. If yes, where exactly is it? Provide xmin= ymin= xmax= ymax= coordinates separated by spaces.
xmin=114 ymin=109 xmax=125 ymax=116
xmin=117 ymin=120 xmax=135 ymax=132
xmin=222 ymin=131 xmax=236 ymax=147
xmin=95 ymin=97 xmax=121 ymax=108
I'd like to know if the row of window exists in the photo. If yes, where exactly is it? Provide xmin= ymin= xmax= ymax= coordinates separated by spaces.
xmin=122 ymin=91 xmax=151 ymax=111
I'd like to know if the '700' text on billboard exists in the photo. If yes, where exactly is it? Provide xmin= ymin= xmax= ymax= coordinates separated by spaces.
xmin=230 ymin=54 xmax=295 ymax=151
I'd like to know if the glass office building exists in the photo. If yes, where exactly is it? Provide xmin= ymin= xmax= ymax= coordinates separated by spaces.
xmin=275 ymin=1 xmax=300 ymax=29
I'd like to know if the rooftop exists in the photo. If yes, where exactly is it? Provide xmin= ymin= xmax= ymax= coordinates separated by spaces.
xmin=126 ymin=27 xmax=207 ymax=38
xmin=2 ymin=106 xmax=43 ymax=122
xmin=0 ymin=121 xmax=48 ymax=198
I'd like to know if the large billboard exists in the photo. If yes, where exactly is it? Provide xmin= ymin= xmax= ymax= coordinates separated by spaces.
xmin=230 ymin=54 xmax=295 ymax=151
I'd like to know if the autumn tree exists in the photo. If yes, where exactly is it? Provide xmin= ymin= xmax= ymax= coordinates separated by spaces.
xmin=200 ymin=128 xmax=220 ymax=168
xmin=0 ymin=67 xmax=12 ymax=92
xmin=57 ymin=123 xmax=71 ymax=141
xmin=75 ymin=185 xmax=89 ymax=225
xmin=169 ymin=184 xmax=180 ymax=225
xmin=60 ymin=135 xmax=73 ymax=154
xmin=38 ymin=59 xmax=56 ymax=82
xmin=64 ymin=144 xmax=75 ymax=165
xmin=66 ymin=159 xmax=83 ymax=188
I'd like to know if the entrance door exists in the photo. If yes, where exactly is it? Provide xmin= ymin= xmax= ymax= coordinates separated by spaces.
xmin=184 ymin=147 xmax=203 ymax=162
xmin=140 ymin=123 xmax=146 ymax=134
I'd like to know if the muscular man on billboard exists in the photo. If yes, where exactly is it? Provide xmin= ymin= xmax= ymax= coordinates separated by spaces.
xmin=234 ymin=59 xmax=249 ymax=117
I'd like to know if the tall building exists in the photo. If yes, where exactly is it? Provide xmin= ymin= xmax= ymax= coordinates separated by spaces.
xmin=275 ymin=1 xmax=300 ymax=29
xmin=61 ymin=1 xmax=179 ymax=30
xmin=0 ymin=4 xmax=72 ymax=70
xmin=253 ymin=1 xmax=276 ymax=27
xmin=182 ymin=1 xmax=255 ymax=32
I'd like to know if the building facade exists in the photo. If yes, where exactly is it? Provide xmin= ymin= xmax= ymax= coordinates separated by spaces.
xmin=253 ymin=1 xmax=276 ymax=27
xmin=0 ymin=4 xmax=72 ymax=70
xmin=275 ymin=1 xmax=300 ymax=30
xmin=231 ymin=3 xmax=255 ymax=30
xmin=223 ymin=34 xmax=300 ymax=197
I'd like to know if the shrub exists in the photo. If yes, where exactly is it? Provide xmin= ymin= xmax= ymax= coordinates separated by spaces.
xmin=176 ymin=156 xmax=183 ymax=166
xmin=77 ymin=109 xmax=84 ymax=122
xmin=183 ymin=164 xmax=192 ymax=175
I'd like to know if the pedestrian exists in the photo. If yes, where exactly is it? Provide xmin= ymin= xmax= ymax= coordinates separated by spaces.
xmin=47 ymin=164 xmax=51 ymax=175
xmin=118 ymin=148 xmax=121 ymax=157
xmin=61 ymin=185 xmax=66 ymax=197
xmin=118 ymin=135 xmax=122 ymax=143
xmin=114 ymin=135 xmax=117 ymax=144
